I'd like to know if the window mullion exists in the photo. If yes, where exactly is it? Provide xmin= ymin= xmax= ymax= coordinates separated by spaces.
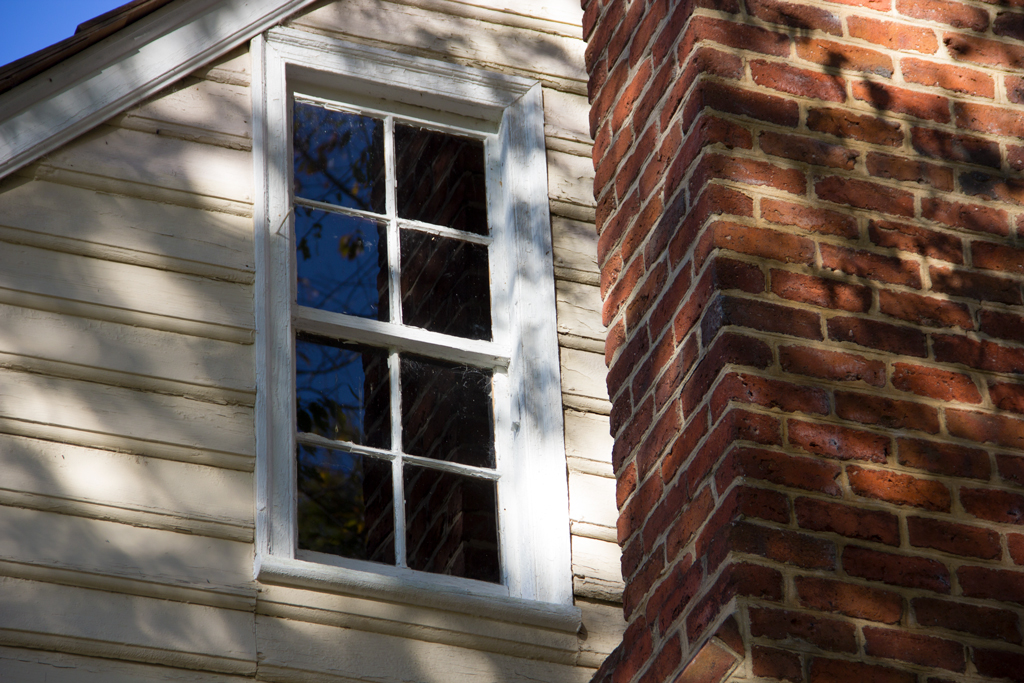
xmin=384 ymin=115 xmax=401 ymax=327
xmin=389 ymin=349 xmax=406 ymax=568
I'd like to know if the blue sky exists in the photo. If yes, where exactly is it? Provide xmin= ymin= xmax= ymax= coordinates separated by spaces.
xmin=0 ymin=1 xmax=128 ymax=68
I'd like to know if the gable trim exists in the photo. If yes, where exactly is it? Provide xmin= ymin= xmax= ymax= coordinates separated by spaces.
xmin=0 ymin=0 xmax=319 ymax=182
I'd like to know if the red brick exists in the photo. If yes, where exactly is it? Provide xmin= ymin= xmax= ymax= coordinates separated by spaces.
xmin=898 ymin=0 xmax=990 ymax=30
xmin=725 ymin=447 xmax=842 ymax=496
xmin=843 ymin=545 xmax=952 ymax=592
xmin=930 ymin=265 xmax=1021 ymax=306
xmin=973 ymin=648 xmax=1024 ymax=682
xmin=733 ymin=521 xmax=836 ymax=569
xmin=796 ymin=497 xmax=900 ymax=546
xmin=736 ymin=485 xmax=790 ymax=523
xmin=935 ymin=335 xmax=1024 ymax=375
xmin=828 ymin=316 xmax=928 ymax=357
xmin=947 ymin=409 xmax=1024 ymax=452
xmin=891 ymin=362 xmax=982 ymax=403
xmin=955 ymin=100 xmax=1024 ymax=137
xmin=771 ymin=270 xmax=872 ymax=313
xmin=852 ymin=79 xmax=950 ymax=123
xmin=960 ymin=487 xmax=1024 ymax=525
xmin=824 ymin=0 xmax=891 ymax=8
xmin=908 ymin=516 xmax=1002 ymax=559
xmin=622 ymin=550 xmax=664 ymax=616
xmin=676 ymin=639 xmax=740 ymax=683
xmin=914 ymin=597 xmax=1022 ymax=644
xmin=848 ymin=465 xmax=952 ymax=511
xmin=665 ymin=485 xmax=715 ymax=559
xmin=760 ymin=131 xmax=857 ymax=170
xmin=1012 ymin=533 xmax=1024 ymax=564
xmin=751 ymin=60 xmax=846 ymax=102
xmin=835 ymin=390 xmax=940 ymax=434
xmin=961 ymin=171 xmax=1024 ymax=207
xmin=696 ymin=220 xmax=817 ymax=271
xmin=689 ymin=153 xmax=806 ymax=199
xmin=959 ymin=565 xmax=1024 ymax=605
xmin=681 ymin=16 xmax=791 ymax=61
xmin=806 ymin=107 xmax=903 ymax=146
xmin=750 ymin=607 xmax=857 ymax=652
xmin=880 ymin=290 xmax=974 ymax=330
xmin=638 ymin=633 xmax=680 ymax=683
xmin=780 ymin=344 xmax=885 ymax=387
xmin=625 ymin=260 xmax=667 ymax=329
xmin=973 ymin=240 xmax=1024 ymax=277
xmin=902 ymin=58 xmax=995 ymax=98
xmin=868 ymin=219 xmax=964 ymax=264
xmin=611 ymin=617 xmax=654 ymax=683
xmin=701 ymin=295 xmax=823 ymax=342
xmin=661 ymin=407 xmax=709 ymax=484
xmin=981 ymin=310 xmax=1024 ymax=345
xmin=946 ymin=33 xmax=1024 ymax=71
xmin=711 ymin=372 xmax=829 ymax=421
xmin=761 ymin=198 xmax=859 ymax=239
xmin=810 ymin=658 xmax=915 ymax=683
xmin=752 ymin=645 xmax=802 ymax=683
xmin=991 ymin=382 xmax=1024 ymax=415
xmin=671 ymin=333 xmax=773 ymax=412
xmin=731 ymin=561 xmax=786 ymax=601
xmin=797 ymin=39 xmax=894 ymax=77
xmin=815 ymin=176 xmax=915 ymax=217
xmin=995 ymin=9 xmax=1024 ymax=39
xmin=821 ymin=244 xmax=921 ymax=287
xmin=796 ymin=576 xmax=902 ymax=624
xmin=652 ymin=556 xmax=701 ymax=632
xmin=1009 ymin=75 xmax=1024 ymax=105
xmin=897 ymin=437 xmax=991 ymax=480
xmin=681 ymin=80 xmax=800 ymax=133
xmin=998 ymin=453 xmax=1024 ymax=486
xmin=863 ymin=626 xmax=965 ymax=672
xmin=923 ymin=197 xmax=1009 ymax=237
xmin=866 ymin=151 xmax=954 ymax=191
xmin=747 ymin=0 xmax=842 ymax=34
xmin=789 ymin=420 xmax=890 ymax=463
xmin=849 ymin=15 xmax=938 ymax=53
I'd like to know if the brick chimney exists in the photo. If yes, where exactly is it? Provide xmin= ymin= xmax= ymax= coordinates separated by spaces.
xmin=585 ymin=0 xmax=1024 ymax=681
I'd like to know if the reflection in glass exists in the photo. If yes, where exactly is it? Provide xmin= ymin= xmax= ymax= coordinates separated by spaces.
xmin=403 ymin=464 xmax=499 ymax=583
xmin=395 ymin=124 xmax=487 ymax=235
xmin=297 ymin=446 xmax=395 ymax=563
xmin=400 ymin=355 xmax=494 ymax=468
xmin=293 ymin=102 xmax=386 ymax=213
xmin=296 ymin=208 xmax=388 ymax=320
xmin=400 ymin=231 xmax=491 ymax=340
xmin=296 ymin=335 xmax=390 ymax=449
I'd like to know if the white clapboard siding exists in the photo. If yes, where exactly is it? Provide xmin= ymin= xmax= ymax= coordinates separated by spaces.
xmin=564 ymin=409 xmax=614 ymax=465
xmin=544 ymin=88 xmax=591 ymax=145
xmin=291 ymin=0 xmax=587 ymax=84
xmin=572 ymin=536 xmax=625 ymax=602
xmin=255 ymin=615 xmax=593 ymax=683
xmin=0 ymin=178 xmax=254 ymax=280
xmin=0 ymin=433 xmax=252 ymax=531
xmin=560 ymin=347 xmax=610 ymax=402
xmin=548 ymin=149 xmax=595 ymax=208
xmin=0 ymin=645 xmax=253 ymax=683
xmin=0 ymin=507 xmax=252 ymax=591
xmin=192 ymin=48 xmax=252 ymax=87
xmin=464 ymin=0 xmax=583 ymax=26
xmin=119 ymin=78 xmax=253 ymax=143
xmin=0 ymin=304 xmax=253 ymax=399
xmin=577 ymin=599 xmax=626 ymax=667
xmin=0 ymin=368 xmax=255 ymax=468
xmin=569 ymin=472 xmax=618 ymax=530
xmin=557 ymin=280 xmax=605 ymax=341
xmin=0 ymin=242 xmax=253 ymax=339
xmin=0 ymin=577 xmax=256 ymax=674
xmin=552 ymin=216 xmax=599 ymax=276
xmin=35 ymin=125 xmax=253 ymax=204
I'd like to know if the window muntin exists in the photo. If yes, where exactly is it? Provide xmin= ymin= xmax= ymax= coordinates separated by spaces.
xmin=291 ymin=97 xmax=504 ymax=583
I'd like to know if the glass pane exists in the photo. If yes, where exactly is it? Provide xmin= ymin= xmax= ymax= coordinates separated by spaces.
xmin=400 ymin=355 xmax=494 ymax=468
xmin=403 ymin=464 xmax=499 ymax=583
xmin=293 ymin=102 xmax=386 ymax=213
xmin=395 ymin=124 xmax=488 ymax=235
xmin=400 ymin=230 xmax=491 ymax=340
xmin=296 ymin=335 xmax=390 ymax=449
xmin=297 ymin=445 xmax=395 ymax=564
xmin=296 ymin=208 xmax=389 ymax=320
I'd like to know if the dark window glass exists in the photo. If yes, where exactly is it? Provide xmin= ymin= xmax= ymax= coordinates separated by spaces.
xmin=296 ymin=208 xmax=389 ymax=320
xmin=400 ymin=355 xmax=494 ymax=468
xmin=400 ymin=231 xmax=491 ymax=340
xmin=395 ymin=124 xmax=487 ymax=235
xmin=297 ymin=445 xmax=395 ymax=564
xmin=293 ymin=103 xmax=386 ymax=213
xmin=296 ymin=335 xmax=390 ymax=449
xmin=403 ymin=464 xmax=499 ymax=583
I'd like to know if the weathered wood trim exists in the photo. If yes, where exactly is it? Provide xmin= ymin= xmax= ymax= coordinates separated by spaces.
xmin=0 ymin=0 xmax=321 ymax=182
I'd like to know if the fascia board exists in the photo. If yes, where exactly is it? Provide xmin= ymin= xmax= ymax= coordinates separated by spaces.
xmin=0 ymin=0 xmax=321 ymax=182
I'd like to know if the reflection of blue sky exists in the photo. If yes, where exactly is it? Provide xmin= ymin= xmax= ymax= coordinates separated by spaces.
xmin=296 ymin=209 xmax=387 ymax=319
xmin=295 ymin=338 xmax=390 ymax=447
xmin=293 ymin=103 xmax=384 ymax=212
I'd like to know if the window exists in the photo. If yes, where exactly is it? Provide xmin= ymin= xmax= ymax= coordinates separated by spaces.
xmin=252 ymin=28 xmax=573 ymax=612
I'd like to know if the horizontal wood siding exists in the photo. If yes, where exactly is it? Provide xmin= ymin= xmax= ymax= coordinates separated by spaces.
xmin=0 ymin=0 xmax=623 ymax=679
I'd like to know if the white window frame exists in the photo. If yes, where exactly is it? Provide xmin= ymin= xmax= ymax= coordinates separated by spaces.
xmin=251 ymin=28 xmax=575 ymax=618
